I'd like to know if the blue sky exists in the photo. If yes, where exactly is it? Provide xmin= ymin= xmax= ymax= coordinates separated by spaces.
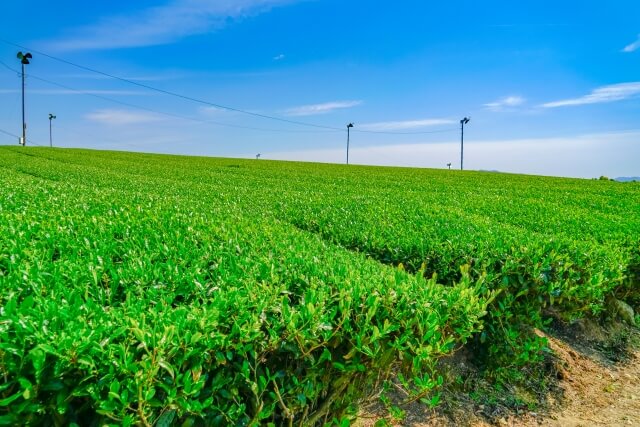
xmin=1 ymin=0 xmax=639 ymax=178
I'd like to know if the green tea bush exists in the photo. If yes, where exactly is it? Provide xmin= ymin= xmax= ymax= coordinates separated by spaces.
xmin=0 ymin=164 xmax=487 ymax=425
xmin=280 ymin=190 xmax=629 ymax=374
xmin=0 ymin=146 xmax=638 ymax=423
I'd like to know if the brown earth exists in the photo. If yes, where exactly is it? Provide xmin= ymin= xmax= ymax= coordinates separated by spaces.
xmin=356 ymin=321 xmax=640 ymax=427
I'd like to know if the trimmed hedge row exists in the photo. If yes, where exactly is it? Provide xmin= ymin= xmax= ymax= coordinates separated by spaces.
xmin=0 ymin=165 xmax=487 ymax=425
xmin=1 ymin=147 xmax=638 ymax=424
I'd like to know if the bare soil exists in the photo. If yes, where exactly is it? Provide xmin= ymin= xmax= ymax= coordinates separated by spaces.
xmin=356 ymin=321 xmax=640 ymax=427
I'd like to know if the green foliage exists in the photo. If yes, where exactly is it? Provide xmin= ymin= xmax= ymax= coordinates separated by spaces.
xmin=277 ymin=167 xmax=636 ymax=377
xmin=0 ymin=148 xmax=488 ymax=425
xmin=0 ymin=147 xmax=638 ymax=424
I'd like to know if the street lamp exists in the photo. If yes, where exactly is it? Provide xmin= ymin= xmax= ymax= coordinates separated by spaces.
xmin=447 ymin=162 xmax=452 ymax=170
xmin=17 ymin=52 xmax=32 ymax=146
xmin=460 ymin=117 xmax=470 ymax=170
xmin=49 ymin=114 xmax=56 ymax=148
xmin=346 ymin=123 xmax=354 ymax=165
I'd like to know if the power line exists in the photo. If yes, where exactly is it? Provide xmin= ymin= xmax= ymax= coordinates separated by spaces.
xmin=0 ymin=38 xmax=461 ymax=138
xmin=2 ymin=56 xmax=457 ymax=137
xmin=0 ymin=127 xmax=43 ymax=146
xmin=0 ymin=128 xmax=19 ymax=139
xmin=0 ymin=58 xmax=20 ymax=75
xmin=0 ymin=60 xmax=341 ymax=134
xmin=0 ymin=38 xmax=345 ymax=132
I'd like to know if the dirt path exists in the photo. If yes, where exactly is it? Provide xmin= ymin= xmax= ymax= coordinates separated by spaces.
xmin=357 ymin=326 xmax=640 ymax=427
xmin=519 ymin=335 xmax=640 ymax=427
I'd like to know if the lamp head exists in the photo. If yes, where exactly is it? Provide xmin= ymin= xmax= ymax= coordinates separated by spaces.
xmin=49 ymin=114 xmax=56 ymax=120
xmin=347 ymin=123 xmax=354 ymax=128
xmin=461 ymin=117 xmax=470 ymax=125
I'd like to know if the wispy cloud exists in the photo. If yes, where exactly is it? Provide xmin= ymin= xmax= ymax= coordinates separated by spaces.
xmin=0 ymin=89 xmax=148 ymax=96
xmin=284 ymin=100 xmax=362 ymax=116
xmin=266 ymin=130 xmax=640 ymax=178
xmin=273 ymin=54 xmax=285 ymax=61
xmin=622 ymin=35 xmax=640 ymax=53
xmin=198 ymin=106 xmax=228 ymax=116
xmin=85 ymin=109 xmax=165 ymax=125
xmin=484 ymin=95 xmax=525 ymax=111
xmin=47 ymin=0 xmax=300 ymax=51
xmin=56 ymin=73 xmax=183 ymax=82
xmin=541 ymin=82 xmax=640 ymax=108
xmin=359 ymin=118 xmax=455 ymax=131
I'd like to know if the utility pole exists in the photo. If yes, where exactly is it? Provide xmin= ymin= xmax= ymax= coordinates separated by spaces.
xmin=460 ymin=117 xmax=470 ymax=170
xmin=17 ymin=52 xmax=32 ymax=146
xmin=346 ymin=123 xmax=354 ymax=164
xmin=49 ymin=114 xmax=56 ymax=147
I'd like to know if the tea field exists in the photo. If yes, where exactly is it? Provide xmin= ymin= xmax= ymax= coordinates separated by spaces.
xmin=0 ymin=146 xmax=638 ymax=425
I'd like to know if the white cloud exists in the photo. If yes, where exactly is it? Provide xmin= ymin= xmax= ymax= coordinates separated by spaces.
xmin=284 ymin=100 xmax=363 ymax=116
xmin=265 ymin=130 xmax=640 ymax=179
xmin=359 ymin=118 xmax=456 ymax=131
xmin=484 ymin=95 xmax=525 ymax=111
xmin=623 ymin=35 xmax=640 ymax=53
xmin=198 ymin=106 xmax=229 ymax=116
xmin=85 ymin=109 xmax=165 ymax=125
xmin=273 ymin=54 xmax=285 ymax=61
xmin=541 ymin=82 xmax=640 ymax=108
xmin=47 ymin=0 xmax=301 ymax=51
xmin=56 ymin=73 xmax=183 ymax=82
